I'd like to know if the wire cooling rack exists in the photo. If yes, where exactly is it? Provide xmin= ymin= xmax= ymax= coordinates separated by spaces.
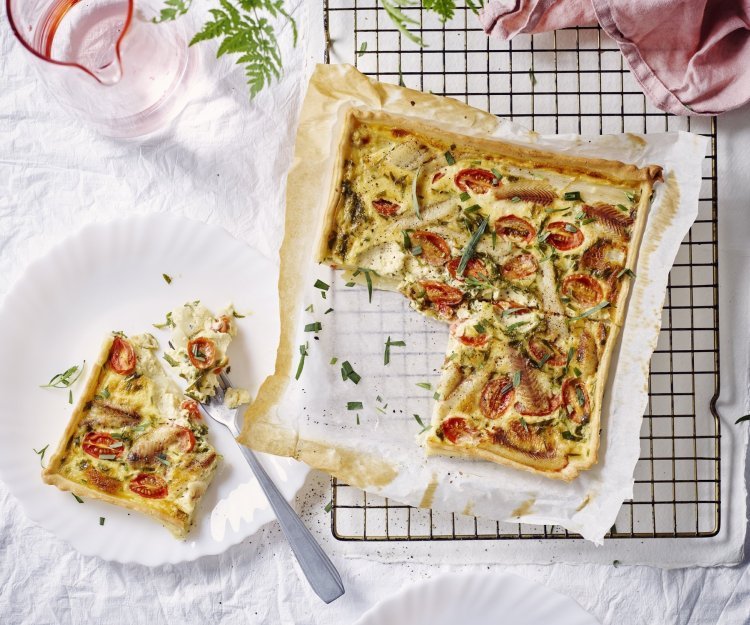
xmin=323 ymin=1 xmax=720 ymax=540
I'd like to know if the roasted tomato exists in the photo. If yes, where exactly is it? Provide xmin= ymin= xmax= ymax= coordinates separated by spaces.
xmin=545 ymin=221 xmax=584 ymax=251
xmin=411 ymin=231 xmax=451 ymax=266
xmin=187 ymin=337 xmax=217 ymax=370
xmin=372 ymin=198 xmax=400 ymax=217
xmin=562 ymin=274 xmax=604 ymax=307
xmin=562 ymin=378 xmax=590 ymax=423
xmin=480 ymin=377 xmax=514 ymax=419
xmin=176 ymin=427 xmax=196 ymax=453
xmin=109 ymin=336 xmax=136 ymax=376
xmin=181 ymin=399 xmax=202 ymax=421
xmin=581 ymin=239 xmax=627 ymax=275
xmin=451 ymin=322 xmax=489 ymax=347
xmin=495 ymin=215 xmax=536 ymax=244
xmin=494 ymin=299 xmax=533 ymax=316
xmin=211 ymin=315 xmax=231 ymax=333
xmin=420 ymin=281 xmax=464 ymax=306
xmin=527 ymin=336 xmax=567 ymax=367
xmin=129 ymin=473 xmax=168 ymax=499
xmin=82 ymin=432 xmax=123 ymax=459
xmin=454 ymin=168 xmax=497 ymax=194
xmin=440 ymin=417 xmax=480 ymax=444
xmin=446 ymin=257 xmax=488 ymax=281
xmin=502 ymin=253 xmax=538 ymax=280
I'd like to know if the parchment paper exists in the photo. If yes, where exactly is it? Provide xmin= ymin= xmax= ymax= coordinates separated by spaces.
xmin=239 ymin=63 xmax=708 ymax=543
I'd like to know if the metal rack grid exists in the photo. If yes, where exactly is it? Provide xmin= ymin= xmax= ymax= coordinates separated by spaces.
xmin=323 ymin=1 xmax=720 ymax=540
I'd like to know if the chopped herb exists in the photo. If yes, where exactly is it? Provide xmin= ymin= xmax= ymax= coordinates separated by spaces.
xmin=511 ymin=196 xmax=521 ymax=202
xmin=304 ymin=322 xmax=322 ymax=333
xmin=617 ymin=204 xmax=628 ymax=212
xmin=347 ymin=401 xmax=364 ymax=410
xmin=356 ymin=414 xmax=360 ymax=425
xmin=580 ymin=217 xmax=597 ymax=225
xmin=72 ymin=494 xmax=84 ymax=504
xmin=232 ymin=311 xmax=246 ymax=318
xmin=384 ymin=337 xmax=406 ymax=365
xmin=324 ymin=501 xmax=333 ymax=513
xmin=463 ymin=204 xmax=481 ymax=214
xmin=444 ymin=150 xmax=455 ymax=165
xmin=324 ymin=308 xmax=334 ymax=314
xmin=625 ymin=191 xmax=636 ymax=202
xmin=376 ymin=395 xmax=383 ymax=403
xmin=154 ymin=311 xmax=175 ymax=329
xmin=562 ymin=430 xmax=583 ymax=441
xmin=156 ymin=453 xmax=170 ymax=467
xmin=473 ymin=322 xmax=485 ymax=333
xmin=411 ymin=245 xmax=423 ymax=255
xmin=570 ymin=301 xmax=610 ymax=321
xmin=341 ymin=361 xmax=361 ymax=384
xmin=537 ymin=230 xmax=551 ymax=243
xmin=345 ymin=281 xmax=356 ymax=287
xmin=357 ymin=41 xmax=367 ymax=56
xmin=305 ymin=304 xmax=314 ymax=312
xmin=314 ymin=279 xmax=330 ymax=292
xmin=416 ymin=382 xmax=432 ymax=390
xmin=545 ymin=206 xmax=569 ymax=213
xmin=564 ymin=191 xmax=582 ymax=201
xmin=33 ymin=444 xmax=50 ymax=467
xmin=375 ymin=406 xmax=387 ymax=414
xmin=502 ymin=307 xmax=526 ymax=317
xmin=402 ymin=229 xmax=413 ymax=250
xmin=295 ymin=343 xmax=309 ymax=380
xmin=564 ymin=223 xmax=578 ymax=233
xmin=735 ymin=415 xmax=750 ymax=424
xmin=500 ymin=381 xmax=514 ymax=395
xmin=413 ymin=414 xmax=430 ymax=433
xmin=505 ymin=321 xmax=529 ymax=332
xmin=41 ymin=363 xmax=85 ymax=389
xmin=162 ymin=273 xmax=172 ymax=284
xmin=68 ymin=390 xmax=73 ymax=404
xmin=519 ymin=416 xmax=529 ymax=432
xmin=99 ymin=454 xmax=117 ymax=461
xmin=617 ymin=268 xmax=636 ymax=279
xmin=97 ymin=387 xmax=110 ymax=400
xmin=491 ymin=229 xmax=497 ymax=249
xmin=565 ymin=347 xmax=575 ymax=372
xmin=459 ymin=191 xmax=471 ymax=202
xmin=163 ymin=353 xmax=179 ymax=367
xmin=575 ymin=385 xmax=586 ymax=406
xmin=330 ymin=357 xmax=338 ymax=365
xmin=457 ymin=216 xmax=488 ymax=276
xmin=99 ymin=517 xmax=106 ymax=526
xmin=412 ymin=165 xmax=423 ymax=219
xmin=433 ymin=391 xmax=440 ymax=401
xmin=535 ymin=353 xmax=552 ymax=368
xmin=491 ymin=167 xmax=503 ymax=181
xmin=512 ymin=370 xmax=522 ymax=388
xmin=109 ymin=441 xmax=124 ymax=449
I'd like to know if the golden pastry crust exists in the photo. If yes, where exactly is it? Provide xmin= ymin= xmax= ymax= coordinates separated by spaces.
xmin=42 ymin=334 xmax=220 ymax=538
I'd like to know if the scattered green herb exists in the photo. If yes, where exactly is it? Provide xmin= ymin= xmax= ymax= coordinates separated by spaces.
xmin=512 ymin=370 xmax=522 ymax=388
xmin=99 ymin=517 xmax=106 ymax=526
xmin=163 ymin=353 xmax=179 ymax=367
xmin=347 ymin=401 xmax=364 ymax=410
xmin=154 ymin=311 xmax=175 ymax=329
xmin=295 ymin=343 xmax=308 ymax=380
xmin=358 ymin=41 xmax=367 ymax=56
xmin=511 ymin=196 xmax=521 ymax=202
xmin=412 ymin=165 xmax=423 ymax=219
xmin=324 ymin=501 xmax=333 ymax=513
xmin=617 ymin=204 xmax=628 ymax=212
xmin=233 ymin=310 xmax=246 ymax=318
xmin=314 ymin=279 xmax=330 ymax=292
xmin=416 ymin=382 xmax=432 ymax=390
xmin=341 ymin=361 xmax=361 ymax=384
xmin=68 ymin=390 xmax=73 ymax=405
xmin=33 ymin=444 xmax=50 ymax=467
xmin=41 ymin=363 xmax=84 ymax=389
xmin=564 ymin=223 xmax=578 ymax=233
xmin=625 ymin=191 xmax=636 ymax=202
xmin=411 ymin=245 xmax=423 ymax=255
xmin=570 ymin=301 xmax=610 ymax=321
xmin=519 ymin=416 xmax=529 ymax=432
xmin=564 ymin=191 xmax=582 ymax=201
xmin=433 ymin=391 xmax=440 ymax=401
xmin=413 ymin=413 xmax=430 ymax=433
xmin=402 ymin=229 xmax=413 ymax=250
xmin=491 ymin=167 xmax=503 ymax=181
xmin=505 ymin=321 xmax=529 ymax=332
xmin=162 ymin=273 xmax=172 ymax=284
xmin=457 ymin=216 xmax=488 ymax=276
xmin=459 ymin=191 xmax=471 ymax=202
xmin=305 ymin=304 xmax=314 ymax=313
xmin=617 ymin=268 xmax=636 ymax=279
xmin=330 ymin=357 xmax=338 ymax=365
xmin=324 ymin=307 xmax=334 ymax=314
xmin=384 ymin=337 xmax=406 ymax=365
xmin=72 ymin=494 xmax=84 ymax=504
xmin=444 ymin=150 xmax=456 ymax=165
xmin=304 ymin=321 xmax=322 ymax=333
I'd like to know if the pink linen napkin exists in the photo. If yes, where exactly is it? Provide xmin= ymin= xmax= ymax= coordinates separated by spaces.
xmin=479 ymin=0 xmax=750 ymax=116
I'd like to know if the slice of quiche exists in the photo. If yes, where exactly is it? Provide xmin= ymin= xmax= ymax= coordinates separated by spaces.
xmin=423 ymin=301 xmax=613 ymax=480
xmin=42 ymin=333 xmax=220 ymax=538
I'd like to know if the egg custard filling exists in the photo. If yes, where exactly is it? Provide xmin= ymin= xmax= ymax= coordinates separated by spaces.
xmin=42 ymin=333 xmax=221 ymax=538
xmin=318 ymin=109 xmax=662 ymax=479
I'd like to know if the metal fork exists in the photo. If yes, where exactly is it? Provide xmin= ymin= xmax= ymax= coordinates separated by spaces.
xmin=200 ymin=373 xmax=345 ymax=604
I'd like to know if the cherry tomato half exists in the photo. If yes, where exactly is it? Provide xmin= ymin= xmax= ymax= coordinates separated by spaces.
xmin=440 ymin=417 xmax=480 ymax=444
xmin=129 ymin=473 xmax=168 ymax=499
xmin=562 ymin=274 xmax=603 ymax=307
xmin=454 ymin=168 xmax=497 ymax=194
xmin=502 ymin=253 xmax=538 ymax=280
xmin=420 ymin=281 xmax=464 ymax=306
xmin=546 ymin=221 xmax=584 ymax=251
xmin=187 ymin=337 xmax=217 ymax=370
xmin=562 ymin=378 xmax=590 ymax=423
xmin=181 ymin=399 xmax=202 ymax=421
xmin=411 ymin=231 xmax=451 ymax=266
xmin=82 ymin=432 xmax=123 ymax=459
xmin=446 ymin=257 xmax=487 ymax=282
xmin=495 ymin=215 xmax=536 ymax=245
xmin=527 ymin=336 xmax=567 ymax=367
xmin=480 ymin=377 xmax=514 ymax=419
xmin=109 ymin=337 xmax=136 ymax=376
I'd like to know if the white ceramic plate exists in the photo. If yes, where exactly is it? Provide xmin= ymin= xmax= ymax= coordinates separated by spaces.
xmin=0 ymin=213 xmax=308 ymax=565
xmin=355 ymin=572 xmax=600 ymax=625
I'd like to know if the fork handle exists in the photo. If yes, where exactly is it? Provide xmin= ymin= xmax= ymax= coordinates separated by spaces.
xmin=237 ymin=444 xmax=345 ymax=604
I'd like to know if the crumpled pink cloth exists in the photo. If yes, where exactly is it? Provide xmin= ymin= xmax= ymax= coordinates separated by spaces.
xmin=480 ymin=0 xmax=750 ymax=116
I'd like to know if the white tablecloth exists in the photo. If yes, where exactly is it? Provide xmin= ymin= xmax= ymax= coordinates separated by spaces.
xmin=1 ymin=1 xmax=748 ymax=623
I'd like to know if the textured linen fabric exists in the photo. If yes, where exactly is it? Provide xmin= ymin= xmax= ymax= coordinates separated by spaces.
xmin=0 ymin=1 xmax=749 ymax=623
xmin=480 ymin=0 xmax=750 ymax=116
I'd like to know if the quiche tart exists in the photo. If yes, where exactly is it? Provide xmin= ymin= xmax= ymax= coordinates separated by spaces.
xmin=42 ymin=333 xmax=221 ymax=538
xmin=318 ymin=108 xmax=662 ymax=479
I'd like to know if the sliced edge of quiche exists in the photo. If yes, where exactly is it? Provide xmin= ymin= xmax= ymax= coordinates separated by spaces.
xmin=42 ymin=333 xmax=221 ymax=538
